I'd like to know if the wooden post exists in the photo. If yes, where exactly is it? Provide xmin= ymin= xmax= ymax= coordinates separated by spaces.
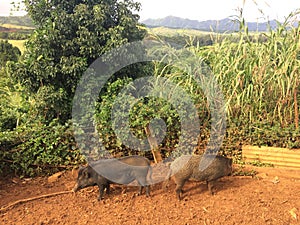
xmin=145 ymin=125 xmax=163 ymax=163
xmin=242 ymin=145 xmax=300 ymax=169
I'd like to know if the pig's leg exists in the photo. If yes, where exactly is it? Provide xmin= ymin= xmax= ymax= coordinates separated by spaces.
xmin=136 ymin=175 xmax=147 ymax=196
xmin=138 ymin=186 xmax=143 ymax=196
xmin=105 ymin=183 xmax=110 ymax=195
xmin=97 ymin=184 xmax=105 ymax=201
xmin=175 ymin=179 xmax=186 ymax=200
xmin=206 ymin=180 xmax=215 ymax=195
xmin=145 ymin=185 xmax=150 ymax=197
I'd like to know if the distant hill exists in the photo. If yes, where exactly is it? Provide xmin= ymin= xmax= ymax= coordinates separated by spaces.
xmin=0 ymin=15 xmax=34 ymax=40
xmin=0 ymin=15 xmax=34 ymax=28
xmin=142 ymin=16 xmax=279 ymax=32
xmin=0 ymin=14 xmax=282 ymax=32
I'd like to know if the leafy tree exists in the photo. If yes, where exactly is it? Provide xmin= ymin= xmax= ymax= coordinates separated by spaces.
xmin=9 ymin=0 xmax=146 ymax=123
xmin=0 ymin=41 xmax=23 ymax=131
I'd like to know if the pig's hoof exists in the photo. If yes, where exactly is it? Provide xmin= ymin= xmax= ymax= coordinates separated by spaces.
xmin=209 ymin=190 xmax=215 ymax=195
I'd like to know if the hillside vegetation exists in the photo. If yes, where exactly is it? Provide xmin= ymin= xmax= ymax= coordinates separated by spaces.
xmin=0 ymin=15 xmax=34 ymax=28
xmin=0 ymin=5 xmax=299 ymax=177
xmin=0 ymin=15 xmax=34 ymax=41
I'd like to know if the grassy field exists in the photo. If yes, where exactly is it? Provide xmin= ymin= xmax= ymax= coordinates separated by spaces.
xmin=0 ymin=22 xmax=32 ymax=53
xmin=7 ymin=39 xmax=26 ymax=53
xmin=147 ymin=26 xmax=214 ymax=36
xmin=1 ymin=23 xmax=34 ymax=30
xmin=147 ymin=26 xmax=264 ymax=38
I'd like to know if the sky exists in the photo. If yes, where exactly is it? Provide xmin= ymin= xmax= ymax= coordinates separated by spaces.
xmin=0 ymin=0 xmax=25 ymax=16
xmin=1 ymin=0 xmax=300 ymax=22
xmin=138 ymin=0 xmax=300 ymax=22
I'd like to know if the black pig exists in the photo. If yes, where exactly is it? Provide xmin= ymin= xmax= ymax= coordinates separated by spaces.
xmin=73 ymin=156 xmax=152 ymax=200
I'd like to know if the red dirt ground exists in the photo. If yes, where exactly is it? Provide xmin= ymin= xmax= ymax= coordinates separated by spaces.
xmin=1 ymin=165 xmax=300 ymax=225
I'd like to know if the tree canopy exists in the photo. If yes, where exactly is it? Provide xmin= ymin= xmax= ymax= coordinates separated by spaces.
xmin=9 ymin=0 xmax=146 ymax=122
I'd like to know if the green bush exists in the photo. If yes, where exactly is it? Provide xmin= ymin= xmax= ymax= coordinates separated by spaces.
xmin=95 ymin=77 xmax=183 ymax=158
xmin=0 ymin=119 xmax=85 ymax=177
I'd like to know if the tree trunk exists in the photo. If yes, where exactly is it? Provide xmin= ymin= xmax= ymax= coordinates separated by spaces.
xmin=145 ymin=125 xmax=163 ymax=163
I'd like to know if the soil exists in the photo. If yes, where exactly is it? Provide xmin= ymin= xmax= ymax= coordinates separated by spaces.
xmin=1 ymin=165 xmax=300 ymax=225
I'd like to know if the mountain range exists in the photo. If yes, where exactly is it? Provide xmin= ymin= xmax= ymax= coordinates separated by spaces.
xmin=142 ymin=16 xmax=281 ymax=32
xmin=0 ymin=14 xmax=293 ymax=33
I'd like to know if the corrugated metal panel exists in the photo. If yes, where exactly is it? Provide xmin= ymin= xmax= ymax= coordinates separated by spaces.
xmin=242 ymin=145 xmax=300 ymax=170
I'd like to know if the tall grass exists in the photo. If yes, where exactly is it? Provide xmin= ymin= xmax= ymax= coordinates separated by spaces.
xmin=198 ymin=12 xmax=300 ymax=131
xmin=151 ymin=10 xmax=300 ymax=149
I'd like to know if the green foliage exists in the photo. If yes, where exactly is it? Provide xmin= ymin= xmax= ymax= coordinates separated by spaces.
xmin=1 ymin=0 xmax=147 ymax=177
xmin=247 ymin=160 xmax=274 ymax=167
xmin=8 ymin=0 xmax=146 ymax=123
xmin=195 ymin=13 xmax=300 ymax=153
xmin=96 ymin=12 xmax=300 ymax=161
xmin=2 ymin=3 xmax=300 ymax=177
xmin=33 ymin=86 xmax=70 ymax=123
xmin=95 ymin=78 xmax=133 ymax=156
xmin=0 ymin=31 xmax=31 ymax=40
xmin=199 ymin=23 xmax=300 ymax=127
xmin=0 ymin=79 xmax=28 ymax=132
xmin=0 ymin=41 xmax=25 ymax=131
xmin=94 ymin=54 xmax=215 ymax=158
xmin=0 ymin=119 xmax=85 ymax=176
xmin=1 ymin=4 xmax=171 ymax=177
xmin=0 ymin=40 xmax=21 ymax=68
xmin=232 ymin=165 xmax=257 ymax=176
xmin=95 ymin=77 xmax=182 ymax=157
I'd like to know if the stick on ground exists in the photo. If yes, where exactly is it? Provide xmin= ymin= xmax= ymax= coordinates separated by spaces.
xmin=0 ymin=190 xmax=73 ymax=213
